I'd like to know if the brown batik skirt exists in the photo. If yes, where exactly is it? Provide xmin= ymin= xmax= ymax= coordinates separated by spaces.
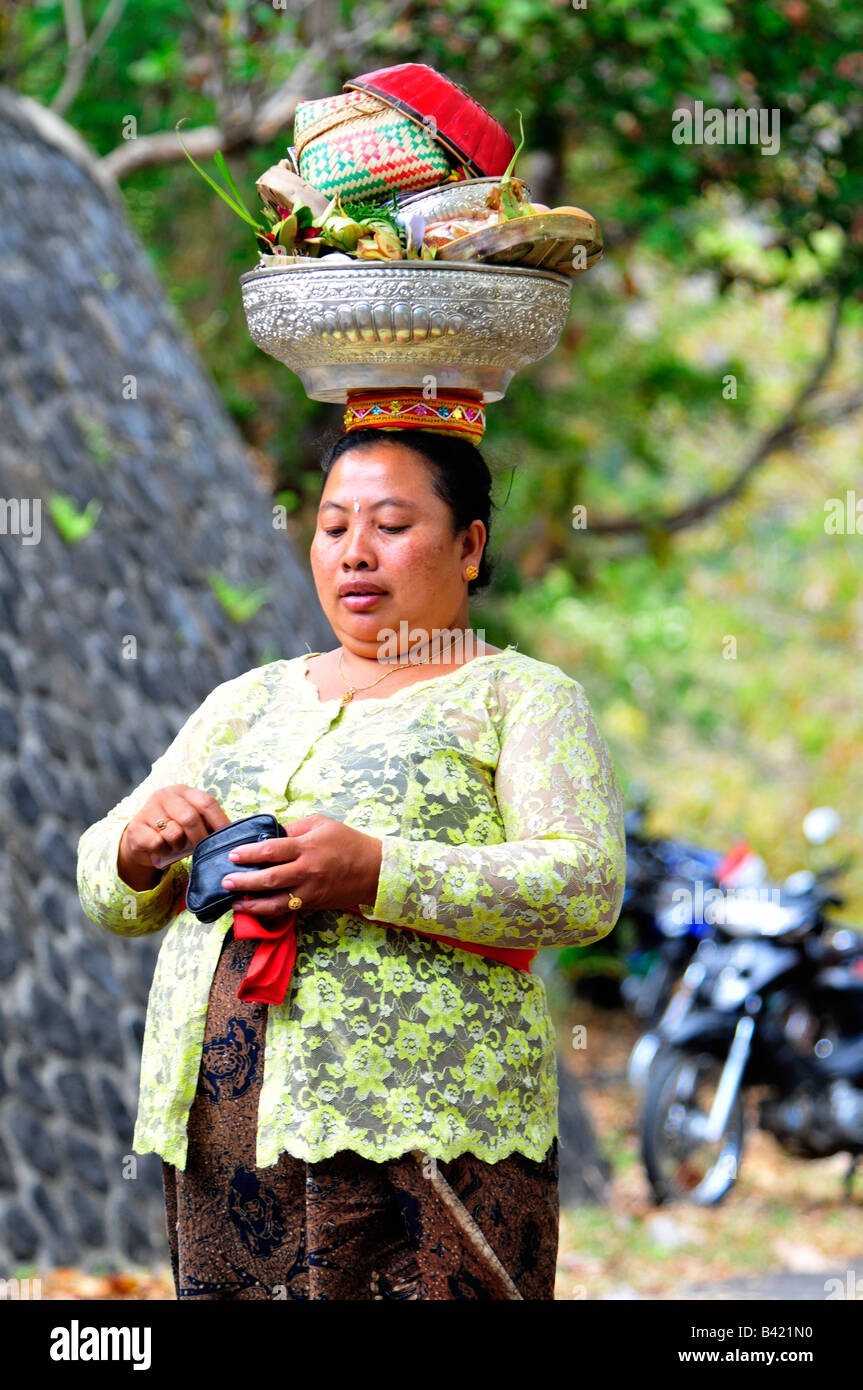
xmin=161 ymin=926 xmax=560 ymax=1301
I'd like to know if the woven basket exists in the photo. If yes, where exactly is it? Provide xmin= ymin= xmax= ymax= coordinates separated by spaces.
xmin=294 ymin=89 xmax=454 ymax=202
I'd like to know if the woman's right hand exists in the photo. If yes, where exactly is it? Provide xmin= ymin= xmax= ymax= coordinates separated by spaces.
xmin=117 ymin=785 xmax=231 ymax=890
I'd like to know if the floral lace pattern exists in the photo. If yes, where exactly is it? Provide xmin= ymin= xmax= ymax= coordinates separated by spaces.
xmin=76 ymin=646 xmax=626 ymax=1169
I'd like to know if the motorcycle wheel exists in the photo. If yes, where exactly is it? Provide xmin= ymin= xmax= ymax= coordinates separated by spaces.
xmin=641 ymin=1045 xmax=745 ymax=1206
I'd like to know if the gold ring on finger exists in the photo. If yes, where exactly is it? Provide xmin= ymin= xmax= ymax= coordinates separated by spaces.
xmin=287 ymin=894 xmax=302 ymax=911
xmin=155 ymin=818 xmax=167 ymax=830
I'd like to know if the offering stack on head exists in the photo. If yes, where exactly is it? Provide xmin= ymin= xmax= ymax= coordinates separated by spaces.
xmin=176 ymin=59 xmax=604 ymax=424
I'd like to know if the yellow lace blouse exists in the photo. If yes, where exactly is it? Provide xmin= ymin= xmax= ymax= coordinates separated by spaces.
xmin=76 ymin=644 xmax=626 ymax=1170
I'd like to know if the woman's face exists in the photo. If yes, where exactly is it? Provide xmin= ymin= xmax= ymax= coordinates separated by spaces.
xmin=310 ymin=441 xmax=486 ymax=659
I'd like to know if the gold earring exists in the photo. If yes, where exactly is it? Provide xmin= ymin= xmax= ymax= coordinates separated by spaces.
xmin=465 ymin=565 xmax=479 ymax=580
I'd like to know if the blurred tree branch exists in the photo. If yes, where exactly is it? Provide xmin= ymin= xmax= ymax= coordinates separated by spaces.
xmin=51 ymin=0 xmax=128 ymax=116
xmin=98 ymin=0 xmax=411 ymax=182
xmin=584 ymin=296 xmax=861 ymax=538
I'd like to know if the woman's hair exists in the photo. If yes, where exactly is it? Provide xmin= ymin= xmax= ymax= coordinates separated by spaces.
xmin=319 ymin=428 xmax=498 ymax=597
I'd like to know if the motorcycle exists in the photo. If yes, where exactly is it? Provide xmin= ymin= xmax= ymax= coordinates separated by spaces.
xmin=556 ymin=789 xmax=724 ymax=1014
xmin=626 ymin=836 xmax=772 ymax=1088
xmin=628 ymin=807 xmax=842 ymax=1091
xmin=634 ymin=811 xmax=863 ymax=1205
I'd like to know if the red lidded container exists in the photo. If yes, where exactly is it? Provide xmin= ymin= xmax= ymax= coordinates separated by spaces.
xmin=343 ymin=63 xmax=515 ymax=178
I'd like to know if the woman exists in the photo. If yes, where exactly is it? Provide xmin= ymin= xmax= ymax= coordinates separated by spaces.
xmin=77 ymin=418 xmax=626 ymax=1301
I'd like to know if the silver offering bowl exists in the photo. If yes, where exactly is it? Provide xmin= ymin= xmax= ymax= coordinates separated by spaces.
xmin=239 ymin=259 xmax=571 ymax=403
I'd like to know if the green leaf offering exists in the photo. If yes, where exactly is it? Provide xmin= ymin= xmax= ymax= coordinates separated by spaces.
xmin=175 ymin=119 xmax=267 ymax=234
xmin=275 ymin=214 xmax=298 ymax=250
xmin=499 ymin=110 xmax=527 ymax=220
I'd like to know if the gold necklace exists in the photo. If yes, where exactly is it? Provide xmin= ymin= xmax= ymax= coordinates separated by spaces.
xmin=336 ymin=636 xmax=459 ymax=705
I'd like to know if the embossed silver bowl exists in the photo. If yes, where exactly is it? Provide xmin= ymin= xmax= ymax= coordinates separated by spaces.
xmin=239 ymin=260 xmax=572 ymax=402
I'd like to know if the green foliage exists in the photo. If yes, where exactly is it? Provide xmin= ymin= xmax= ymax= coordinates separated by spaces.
xmin=405 ymin=0 xmax=862 ymax=297
xmin=207 ymin=570 xmax=270 ymax=623
xmin=275 ymin=489 xmax=300 ymax=514
xmin=48 ymin=493 xmax=102 ymax=544
xmin=73 ymin=409 xmax=115 ymax=466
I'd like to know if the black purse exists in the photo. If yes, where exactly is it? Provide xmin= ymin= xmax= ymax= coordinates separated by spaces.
xmin=186 ymin=813 xmax=287 ymax=923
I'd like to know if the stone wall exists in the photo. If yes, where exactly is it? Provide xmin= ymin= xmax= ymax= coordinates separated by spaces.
xmin=0 ymin=87 xmax=333 ymax=1271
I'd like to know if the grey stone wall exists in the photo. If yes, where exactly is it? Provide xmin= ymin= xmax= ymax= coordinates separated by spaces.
xmin=0 ymin=87 xmax=332 ymax=1271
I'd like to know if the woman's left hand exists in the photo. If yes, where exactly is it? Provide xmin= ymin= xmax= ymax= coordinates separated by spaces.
xmin=220 ymin=814 xmax=382 ymax=916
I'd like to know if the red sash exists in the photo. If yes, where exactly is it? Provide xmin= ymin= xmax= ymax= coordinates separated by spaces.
xmin=176 ymin=885 xmax=534 ymax=1006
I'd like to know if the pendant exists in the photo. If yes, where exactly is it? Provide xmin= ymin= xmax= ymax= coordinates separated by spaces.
xmin=341 ymin=688 xmax=355 ymax=704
